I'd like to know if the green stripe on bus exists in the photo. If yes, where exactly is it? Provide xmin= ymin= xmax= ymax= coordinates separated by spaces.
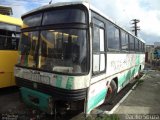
xmin=66 ymin=77 xmax=74 ymax=89
xmin=136 ymin=54 xmax=140 ymax=65
xmin=56 ymin=75 xmax=62 ymax=87
xmin=87 ymin=89 xmax=107 ymax=113
xmin=119 ymin=66 xmax=140 ymax=87
xmin=119 ymin=71 xmax=130 ymax=87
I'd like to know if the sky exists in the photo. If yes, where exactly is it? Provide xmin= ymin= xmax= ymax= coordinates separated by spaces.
xmin=0 ymin=0 xmax=160 ymax=45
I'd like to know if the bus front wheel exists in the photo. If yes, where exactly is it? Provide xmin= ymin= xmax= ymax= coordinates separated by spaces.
xmin=104 ymin=80 xmax=117 ymax=105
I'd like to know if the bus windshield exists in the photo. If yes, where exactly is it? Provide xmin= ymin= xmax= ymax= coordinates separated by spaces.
xmin=18 ymin=7 xmax=88 ymax=74
xmin=40 ymin=29 xmax=87 ymax=74
xmin=19 ymin=29 xmax=87 ymax=74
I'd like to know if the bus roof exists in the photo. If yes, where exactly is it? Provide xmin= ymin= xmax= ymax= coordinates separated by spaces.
xmin=22 ymin=1 xmax=89 ymax=18
xmin=0 ymin=14 xmax=22 ymax=27
xmin=22 ymin=1 xmax=145 ymax=43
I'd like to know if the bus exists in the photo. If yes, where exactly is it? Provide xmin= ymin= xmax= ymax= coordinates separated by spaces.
xmin=0 ymin=14 xmax=22 ymax=88
xmin=14 ymin=2 xmax=145 ymax=115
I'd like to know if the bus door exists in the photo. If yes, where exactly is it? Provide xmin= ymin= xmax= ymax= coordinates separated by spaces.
xmin=86 ymin=18 xmax=107 ymax=114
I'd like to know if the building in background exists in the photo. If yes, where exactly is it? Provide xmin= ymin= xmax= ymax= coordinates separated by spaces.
xmin=0 ymin=5 xmax=12 ymax=15
xmin=145 ymin=45 xmax=154 ymax=63
xmin=154 ymin=42 xmax=160 ymax=48
xmin=146 ymin=42 xmax=160 ymax=66
xmin=154 ymin=42 xmax=160 ymax=60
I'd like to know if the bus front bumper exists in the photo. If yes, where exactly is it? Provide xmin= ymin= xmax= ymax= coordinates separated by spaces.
xmin=20 ymin=87 xmax=53 ymax=114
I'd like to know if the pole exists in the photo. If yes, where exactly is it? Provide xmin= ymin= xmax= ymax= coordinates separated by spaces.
xmin=131 ymin=19 xmax=140 ymax=36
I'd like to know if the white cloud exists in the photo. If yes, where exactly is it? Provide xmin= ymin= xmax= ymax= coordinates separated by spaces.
xmin=12 ymin=6 xmax=27 ymax=18
xmin=140 ymin=10 xmax=160 ymax=36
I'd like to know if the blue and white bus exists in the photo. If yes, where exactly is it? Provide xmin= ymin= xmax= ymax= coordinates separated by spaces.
xmin=15 ymin=2 xmax=145 ymax=115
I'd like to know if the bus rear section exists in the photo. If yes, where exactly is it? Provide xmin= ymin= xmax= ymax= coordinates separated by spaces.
xmin=0 ymin=15 xmax=22 ymax=88
xmin=15 ymin=3 xmax=90 ymax=115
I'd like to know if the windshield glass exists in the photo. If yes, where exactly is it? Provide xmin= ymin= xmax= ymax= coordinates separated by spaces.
xmin=42 ymin=9 xmax=86 ymax=25
xmin=23 ymin=13 xmax=42 ymax=28
xmin=39 ymin=29 xmax=87 ymax=74
xmin=18 ymin=31 xmax=39 ymax=67
xmin=18 ymin=7 xmax=88 ymax=74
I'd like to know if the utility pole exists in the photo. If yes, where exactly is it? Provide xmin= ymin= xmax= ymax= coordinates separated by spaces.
xmin=49 ymin=0 xmax=52 ymax=4
xmin=131 ymin=19 xmax=140 ymax=36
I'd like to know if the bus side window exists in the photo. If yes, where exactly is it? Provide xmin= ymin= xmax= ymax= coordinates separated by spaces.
xmin=135 ymin=38 xmax=139 ymax=52
xmin=121 ymin=30 xmax=129 ymax=51
xmin=0 ymin=36 xmax=5 ymax=50
xmin=129 ymin=35 xmax=135 ymax=51
xmin=107 ymin=23 xmax=120 ymax=51
xmin=92 ymin=18 xmax=105 ymax=74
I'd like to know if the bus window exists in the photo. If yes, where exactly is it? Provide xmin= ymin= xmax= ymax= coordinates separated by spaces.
xmin=135 ymin=39 xmax=139 ymax=52
xmin=0 ymin=29 xmax=19 ymax=50
xmin=39 ymin=29 xmax=88 ymax=73
xmin=23 ymin=13 xmax=42 ymax=28
xmin=0 ymin=22 xmax=18 ymax=32
xmin=92 ymin=19 xmax=105 ymax=74
xmin=107 ymin=23 xmax=120 ymax=50
xmin=139 ymin=41 xmax=141 ymax=52
xmin=141 ymin=42 xmax=143 ymax=52
xmin=121 ymin=30 xmax=129 ymax=51
xmin=142 ymin=43 xmax=145 ymax=52
xmin=129 ymin=35 xmax=135 ymax=51
xmin=18 ymin=32 xmax=38 ymax=67
xmin=93 ymin=26 xmax=100 ymax=52
xmin=42 ymin=9 xmax=86 ymax=25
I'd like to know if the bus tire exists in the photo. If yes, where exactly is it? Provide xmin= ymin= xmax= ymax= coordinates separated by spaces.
xmin=104 ymin=80 xmax=117 ymax=105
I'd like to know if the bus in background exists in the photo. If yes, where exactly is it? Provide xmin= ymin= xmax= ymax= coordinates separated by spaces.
xmin=15 ymin=2 xmax=145 ymax=115
xmin=0 ymin=14 xmax=22 ymax=88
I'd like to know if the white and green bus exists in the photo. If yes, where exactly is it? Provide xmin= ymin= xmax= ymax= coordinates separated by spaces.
xmin=14 ymin=2 xmax=145 ymax=115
